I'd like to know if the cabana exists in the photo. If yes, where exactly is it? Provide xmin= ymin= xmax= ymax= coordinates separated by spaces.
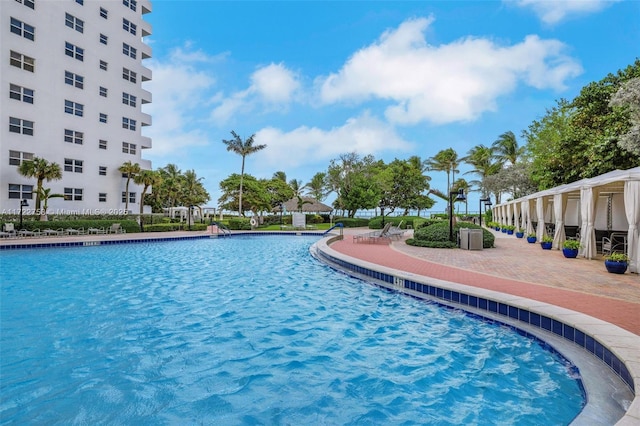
xmin=492 ymin=167 xmax=640 ymax=273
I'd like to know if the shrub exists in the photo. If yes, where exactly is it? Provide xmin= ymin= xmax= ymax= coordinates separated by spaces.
xmin=334 ymin=218 xmax=369 ymax=228
xmin=16 ymin=219 xmax=140 ymax=233
xmin=228 ymin=218 xmax=252 ymax=230
xmin=409 ymin=221 xmax=494 ymax=249
xmin=562 ymin=239 xmax=581 ymax=250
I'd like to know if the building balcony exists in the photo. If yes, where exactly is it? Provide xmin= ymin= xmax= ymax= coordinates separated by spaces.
xmin=140 ymin=88 xmax=152 ymax=104
xmin=141 ymin=44 xmax=152 ymax=60
xmin=141 ymin=0 xmax=152 ymax=14
xmin=139 ymin=135 xmax=152 ymax=149
xmin=138 ymin=158 xmax=152 ymax=170
xmin=141 ymin=21 xmax=152 ymax=38
xmin=141 ymin=66 xmax=152 ymax=82
xmin=140 ymin=112 xmax=152 ymax=127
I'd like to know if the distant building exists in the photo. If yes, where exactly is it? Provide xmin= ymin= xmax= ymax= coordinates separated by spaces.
xmin=1 ymin=0 xmax=153 ymax=214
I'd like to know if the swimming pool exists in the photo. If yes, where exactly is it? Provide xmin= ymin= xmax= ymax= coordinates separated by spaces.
xmin=0 ymin=236 xmax=585 ymax=424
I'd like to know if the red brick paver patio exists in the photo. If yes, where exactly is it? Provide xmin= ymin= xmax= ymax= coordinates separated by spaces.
xmin=330 ymin=228 xmax=640 ymax=336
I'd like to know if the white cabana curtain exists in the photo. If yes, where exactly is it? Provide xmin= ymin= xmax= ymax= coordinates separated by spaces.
xmin=536 ymin=197 xmax=546 ymax=241
xmin=500 ymin=205 xmax=506 ymax=226
xmin=579 ymin=187 xmax=601 ymax=259
xmin=552 ymin=193 xmax=568 ymax=249
xmin=523 ymin=199 xmax=534 ymax=235
xmin=624 ymin=181 xmax=640 ymax=273
xmin=513 ymin=202 xmax=520 ymax=230
xmin=506 ymin=203 xmax=512 ymax=227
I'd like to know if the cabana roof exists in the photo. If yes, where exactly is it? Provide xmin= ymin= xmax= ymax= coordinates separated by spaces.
xmin=273 ymin=197 xmax=333 ymax=213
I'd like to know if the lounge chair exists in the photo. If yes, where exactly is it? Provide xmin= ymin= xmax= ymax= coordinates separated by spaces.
xmin=42 ymin=228 xmax=64 ymax=236
xmin=18 ymin=228 xmax=41 ymax=237
xmin=388 ymin=220 xmax=406 ymax=240
xmin=66 ymin=227 xmax=84 ymax=235
xmin=1 ymin=223 xmax=17 ymax=238
xmin=354 ymin=222 xmax=393 ymax=244
xmin=108 ymin=223 xmax=125 ymax=234
xmin=88 ymin=227 xmax=106 ymax=234
xmin=602 ymin=232 xmax=627 ymax=257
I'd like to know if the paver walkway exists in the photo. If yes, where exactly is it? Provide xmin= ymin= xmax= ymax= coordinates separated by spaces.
xmin=330 ymin=228 xmax=640 ymax=336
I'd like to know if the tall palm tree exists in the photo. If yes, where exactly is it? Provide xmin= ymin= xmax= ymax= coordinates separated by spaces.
xmin=462 ymin=144 xmax=502 ymax=202
xmin=492 ymin=131 xmax=524 ymax=166
xmin=118 ymin=161 xmax=141 ymax=213
xmin=426 ymin=148 xmax=459 ymax=213
xmin=134 ymin=170 xmax=163 ymax=231
xmin=182 ymin=169 xmax=209 ymax=227
xmin=305 ymin=172 xmax=327 ymax=201
xmin=289 ymin=179 xmax=304 ymax=197
xmin=272 ymin=171 xmax=287 ymax=182
xmin=18 ymin=157 xmax=62 ymax=211
xmin=37 ymin=187 xmax=64 ymax=221
xmin=222 ymin=131 xmax=266 ymax=216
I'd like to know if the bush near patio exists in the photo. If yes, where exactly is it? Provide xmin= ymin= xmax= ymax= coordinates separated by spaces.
xmin=144 ymin=223 xmax=208 ymax=232
xmin=9 ymin=219 xmax=140 ymax=233
xmin=333 ymin=218 xmax=370 ymax=228
xmin=407 ymin=221 xmax=495 ymax=249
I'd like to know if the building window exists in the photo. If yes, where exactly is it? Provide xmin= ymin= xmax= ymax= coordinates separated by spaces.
xmin=99 ymin=113 xmax=108 ymax=123
xmin=122 ymin=43 xmax=137 ymax=59
xmin=10 ymin=17 xmax=35 ymax=41
xmin=9 ymin=117 xmax=34 ymax=135
xmin=100 ymin=7 xmax=108 ymax=18
xmin=122 ymin=92 xmax=137 ymax=107
xmin=64 ymin=13 xmax=83 ymax=33
xmin=122 ymin=117 xmax=136 ymax=131
xmin=9 ymin=184 xmax=33 ymax=200
xmin=122 ymin=192 xmax=136 ymax=203
xmin=122 ymin=18 xmax=137 ymax=35
xmin=64 ymin=158 xmax=83 ymax=173
xmin=99 ymin=139 xmax=107 ymax=149
xmin=64 ymin=71 xmax=84 ymax=89
xmin=9 ymin=84 xmax=34 ymax=104
xmin=75 ymin=0 xmax=83 ymax=4
xmin=8 ymin=150 xmax=34 ymax=166
xmin=122 ymin=142 xmax=137 ymax=154
xmin=64 ymin=100 xmax=84 ymax=117
xmin=65 ymin=42 xmax=84 ymax=61
xmin=10 ymin=51 xmax=35 ymax=72
xmin=123 ymin=0 xmax=137 ymax=12
xmin=99 ymin=86 xmax=108 ymax=97
xmin=64 ymin=129 xmax=84 ymax=144
xmin=99 ymin=33 xmax=108 ymax=45
xmin=64 ymin=188 xmax=83 ymax=201
xmin=99 ymin=60 xmax=108 ymax=71
xmin=99 ymin=193 xmax=107 ymax=202
xmin=99 ymin=166 xmax=107 ymax=176
xmin=122 ymin=68 xmax=137 ymax=83
xmin=15 ymin=0 xmax=35 ymax=10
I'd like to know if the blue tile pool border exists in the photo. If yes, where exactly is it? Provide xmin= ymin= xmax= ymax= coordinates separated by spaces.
xmin=315 ymin=245 xmax=636 ymax=395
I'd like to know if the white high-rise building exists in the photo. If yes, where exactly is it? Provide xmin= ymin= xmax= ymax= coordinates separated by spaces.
xmin=1 ymin=0 xmax=153 ymax=215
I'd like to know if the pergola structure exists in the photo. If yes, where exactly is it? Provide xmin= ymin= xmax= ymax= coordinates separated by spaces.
xmin=492 ymin=167 xmax=640 ymax=273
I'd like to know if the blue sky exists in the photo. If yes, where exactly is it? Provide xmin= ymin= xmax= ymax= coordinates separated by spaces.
xmin=143 ymin=0 xmax=639 ymax=213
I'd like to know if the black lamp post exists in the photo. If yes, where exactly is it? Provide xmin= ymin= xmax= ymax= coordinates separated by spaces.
xmin=19 ymin=199 xmax=29 ymax=229
xmin=449 ymin=189 xmax=466 ymax=242
xmin=479 ymin=198 xmax=492 ymax=227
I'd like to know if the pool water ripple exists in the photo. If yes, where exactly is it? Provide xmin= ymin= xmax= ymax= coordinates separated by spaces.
xmin=1 ymin=236 xmax=584 ymax=425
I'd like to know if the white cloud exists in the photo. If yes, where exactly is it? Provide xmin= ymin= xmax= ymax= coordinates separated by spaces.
xmin=211 ymin=63 xmax=300 ymax=124
xmin=254 ymin=112 xmax=412 ymax=169
xmin=144 ymin=45 xmax=219 ymax=156
xmin=319 ymin=17 xmax=582 ymax=125
xmin=511 ymin=0 xmax=621 ymax=25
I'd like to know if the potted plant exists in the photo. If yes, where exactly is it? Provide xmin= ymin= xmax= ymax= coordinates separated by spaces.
xmin=604 ymin=252 xmax=629 ymax=274
xmin=526 ymin=233 xmax=537 ymax=243
xmin=540 ymin=235 xmax=553 ymax=250
xmin=505 ymin=225 xmax=515 ymax=235
xmin=562 ymin=240 xmax=581 ymax=258
xmin=515 ymin=228 xmax=525 ymax=238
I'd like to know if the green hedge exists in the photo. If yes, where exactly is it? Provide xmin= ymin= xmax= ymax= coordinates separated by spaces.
xmin=12 ymin=219 xmax=140 ymax=233
xmin=228 ymin=218 xmax=252 ymax=230
xmin=143 ymin=223 xmax=207 ymax=232
xmin=334 ymin=218 xmax=370 ymax=228
xmin=408 ymin=220 xmax=495 ymax=249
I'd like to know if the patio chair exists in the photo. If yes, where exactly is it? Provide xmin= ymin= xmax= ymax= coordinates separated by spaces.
xmin=1 ymin=223 xmax=17 ymax=238
xmin=602 ymin=232 xmax=627 ymax=257
xmin=354 ymin=222 xmax=393 ymax=244
xmin=107 ymin=223 xmax=126 ymax=234
xmin=66 ymin=227 xmax=85 ymax=235
xmin=18 ymin=228 xmax=41 ymax=237
xmin=388 ymin=220 xmax=406 ymax=240
xmin=42 ymin=228 xmax=64 ymax=236
xmin=87 ymin=227 xmax=106 ymax=234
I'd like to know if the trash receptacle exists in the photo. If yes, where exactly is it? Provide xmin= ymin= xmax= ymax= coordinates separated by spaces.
xmin=468 ymin=229 xmax=483 ymax=250
xmin=459 ymin=228 xmax=469 ymax=250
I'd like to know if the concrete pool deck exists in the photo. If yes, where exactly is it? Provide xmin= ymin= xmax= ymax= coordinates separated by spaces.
xmin=1 ymin=227 xmax=639 ymax=424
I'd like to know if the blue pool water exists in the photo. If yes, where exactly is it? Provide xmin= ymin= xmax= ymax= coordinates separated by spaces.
xmin=1 ymin=236 xmax=584 ymax=425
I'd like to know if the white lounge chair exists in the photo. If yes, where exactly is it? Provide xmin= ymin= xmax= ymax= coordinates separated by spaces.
xmin=42 ymin=228 xmax=64 ymax=236
xmin=88 ymin=227 xmax=106 ymax=234
xmin=108 ymin=223 xmax=126 ymax=234
xmin=1 ymin=223 xmax=17 ymax=238
xmin=354 ymin=222 xmax=393 ymax=244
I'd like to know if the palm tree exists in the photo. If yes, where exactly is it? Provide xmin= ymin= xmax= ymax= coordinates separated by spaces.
xmin=462 ymin=144 xmax=502 ymax=202
xmin=18 ymin=157 xmax=62 ymax=211
xmin=182 ymin=169 xmax=209 ymax=228
xmin=492 ymin=131 xmax=524 ymax=166
xmin=289 ymin=179 xmax=304 ymax=197
xmin=426 ymin=148 xmax=460 ymax=213
xmin=222 ymin=131 xmax=266 ymax=216
xmin=37 ymin=187 xmax=64 ymax=221
xmin=272 ymin=171 xmax=287 ymax=182
xmin=305 ymin=172 xmax=327 ymax=201
xmin=118 ymin=161 xmax=141 ymax=213
xmin=134 ymin=170 xmax=163 ymax=231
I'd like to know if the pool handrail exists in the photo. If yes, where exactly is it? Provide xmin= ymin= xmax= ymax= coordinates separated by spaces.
xmin=323 ymin=223 xmax=344 ymax=237
xmin=210 ymin=221 xmax=231 ymax=237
